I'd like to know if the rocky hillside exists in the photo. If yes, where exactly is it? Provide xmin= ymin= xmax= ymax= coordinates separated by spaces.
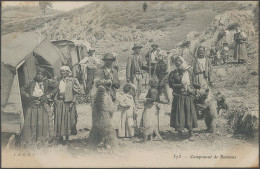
xmin=2 ymin=1 xmax=256 ymax=64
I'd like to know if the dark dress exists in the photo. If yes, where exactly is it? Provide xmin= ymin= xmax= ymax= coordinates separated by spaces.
xmin=168 ymin=69 xmax=198 ymax=131
xmin=54 ymin=77 xmax=81 ymax=137
xmin=21 ymin=78 xmax=57 ymax=145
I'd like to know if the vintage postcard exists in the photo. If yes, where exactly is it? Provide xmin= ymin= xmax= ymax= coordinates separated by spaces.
xmin=1 ymin=1 xmax=259 ymax=168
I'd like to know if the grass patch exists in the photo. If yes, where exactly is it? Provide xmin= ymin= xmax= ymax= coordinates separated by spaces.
xmin=226 ymin=104 xmax=258 ymax=137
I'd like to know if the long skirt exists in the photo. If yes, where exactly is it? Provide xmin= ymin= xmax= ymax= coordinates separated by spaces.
xmin=21 ymin=103 xmax=54 ymax=145
xmin=118 ymin=109 xmax=135 ymax=138
xmin=140 ymin=103 xmax=159 ymax=136
xmin=54 ymin=100 xmax=77 ymax=137
xmin=170 ymin=95 xmax=198 ymax=131
xmin=234 ymin=42 xmax=247 ymax=61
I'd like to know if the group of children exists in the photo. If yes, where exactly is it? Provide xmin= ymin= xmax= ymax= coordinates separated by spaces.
xmin=210 ymin=42 xmax=230 ymax=65
xmin=117 ymin=79 xmax=163 ymax=142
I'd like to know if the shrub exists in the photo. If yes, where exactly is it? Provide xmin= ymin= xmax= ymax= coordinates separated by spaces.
xmin=227 ymin=22 xmax=240 ymax=31
xmin=226 ymin=104 xmax=258 ymax=137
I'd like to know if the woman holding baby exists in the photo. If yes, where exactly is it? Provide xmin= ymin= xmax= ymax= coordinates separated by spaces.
xmin=168 ymin=56 xmax=200 ymax=141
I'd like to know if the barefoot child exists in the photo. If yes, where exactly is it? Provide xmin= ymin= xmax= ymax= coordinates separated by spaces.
xmin=140 ymin=78 xmax=163 ymax=142
xmin=118 ymin=83 xmax=136 ymax=138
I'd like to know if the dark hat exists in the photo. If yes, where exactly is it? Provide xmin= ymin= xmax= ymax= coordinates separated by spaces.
xmin=102 ymin=53 xmax=116 ymax=61
xmin=151 ymin=44 xmax=159 ymax=48
xmin=223 ymin=42 xmax=228 ymax=45
xmin=132 ymin=43 xmax=143 ymax=50
xmin=88 ymin=49 xmax=95 ymax=52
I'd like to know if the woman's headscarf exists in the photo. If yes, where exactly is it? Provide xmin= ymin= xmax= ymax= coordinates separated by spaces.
xmin=60 ymin=65 xmax=72 ymax=73
xmin=175 ymin=56 xmax=191 ymax=70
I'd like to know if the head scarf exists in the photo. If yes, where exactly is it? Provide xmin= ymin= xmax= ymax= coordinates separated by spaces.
xmin=175 ymin=56 xmax=190 ymax=70
xmin=60 ymin=66 xmax=72 ymax=73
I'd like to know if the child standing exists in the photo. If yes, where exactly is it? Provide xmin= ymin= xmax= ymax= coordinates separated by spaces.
xmin=140 ymin=78 xmax=163 ymax=142
xmin=220 ymin=42 xmax=230 ymax=64
xmin=118 ymin=83 xmax=136 ymax=138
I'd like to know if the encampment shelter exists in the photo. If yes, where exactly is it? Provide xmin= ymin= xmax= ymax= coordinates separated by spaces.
xmin=1 ymin=32 xmax=62 ymax=134
xmin=51 ymin=39 xmax=92 ymax=80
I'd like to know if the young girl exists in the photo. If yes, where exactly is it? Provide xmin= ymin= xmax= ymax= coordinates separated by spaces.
xmin=140 ymin=78 xmax=163 ymax=142
xmin=118 ymin=83 xmax=136 ymax=138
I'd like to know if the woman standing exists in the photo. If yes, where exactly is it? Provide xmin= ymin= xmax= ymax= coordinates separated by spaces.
xmin=21 ymin=68 xmax=57 ymax=146
xmin=168 ymin=56 xmax=198 ymax=141
xmin=53 ymin=66 xmax=81 ymax=144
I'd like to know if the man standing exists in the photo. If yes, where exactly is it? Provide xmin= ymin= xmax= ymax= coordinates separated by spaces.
xmin=234 ymin=26 xmax=247 ymax=64
xmin=145 ymin=44 xmax=161 ymax=77
xmin=80 ymin=49 xmax=101 ymax=101
xmin=126 ymin=44 xmax=144 ymax=100
xmin=95 ymin=53 xmax=120 ymax=103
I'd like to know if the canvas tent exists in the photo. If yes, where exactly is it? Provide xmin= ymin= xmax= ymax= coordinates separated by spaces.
xmin=51 ymin=40 xmax=92 ymax=80
xmin=1 ymin=32 xmax=62 ymax=134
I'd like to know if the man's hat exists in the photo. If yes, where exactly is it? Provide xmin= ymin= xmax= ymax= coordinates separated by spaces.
xmin=88 ymin=49 xmax=95 ymax=52
xmin=223 ymin=41 xmax=228 ymax=45
xmin=151 ymin=44 xmax=159 ymax=48
xmin=102 ymin=53 xmax=116 ymax=61
xmin=132 ymin=43 xmax=143 ymax=50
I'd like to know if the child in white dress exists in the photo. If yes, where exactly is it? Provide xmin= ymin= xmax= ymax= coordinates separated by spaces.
xmin=118 ymin=83 xmax=136 ymax=138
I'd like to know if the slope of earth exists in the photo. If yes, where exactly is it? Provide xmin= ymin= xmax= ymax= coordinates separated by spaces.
xmin=1 ymin=2 xmax=259 ymax=168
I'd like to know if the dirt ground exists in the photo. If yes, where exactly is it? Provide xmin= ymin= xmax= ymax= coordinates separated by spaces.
xmin=2 ymin=58 xmax=259 ymax=168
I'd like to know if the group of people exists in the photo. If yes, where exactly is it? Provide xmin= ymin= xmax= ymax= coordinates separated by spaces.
xmin=20 ymin=26 xmax=246 ymax=149
xmin=209 ymin=26 xmax=248 ymax=65
xmin=21 ymin=66 xmax=81 ymax=146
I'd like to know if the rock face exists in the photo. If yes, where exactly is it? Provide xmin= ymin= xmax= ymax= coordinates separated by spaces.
xmin=170 ymin=9 xmax=257 ymax=64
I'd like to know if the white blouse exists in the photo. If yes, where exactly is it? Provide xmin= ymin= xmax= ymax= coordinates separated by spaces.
xmin=59 ymin=79 xmax=66 ymax=93
xmin=32 ymin=82 xmax=44 ymax=97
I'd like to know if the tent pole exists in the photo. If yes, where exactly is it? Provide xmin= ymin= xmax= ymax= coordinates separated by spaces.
xmin=15 ymin=69 xmax=24 ymax=134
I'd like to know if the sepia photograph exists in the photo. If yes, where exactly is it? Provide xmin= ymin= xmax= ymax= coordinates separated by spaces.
xmin=1 ymin=1 xmax=259 ymax=168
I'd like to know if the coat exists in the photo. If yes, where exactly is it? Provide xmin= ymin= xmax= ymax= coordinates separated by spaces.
xmin=126 ymin=54 xmax=144 ymax=82
xmin=95 ymin=65 xmax=120 ymax=102
xmin=234 ymin=31 xmax=247 ymax=60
